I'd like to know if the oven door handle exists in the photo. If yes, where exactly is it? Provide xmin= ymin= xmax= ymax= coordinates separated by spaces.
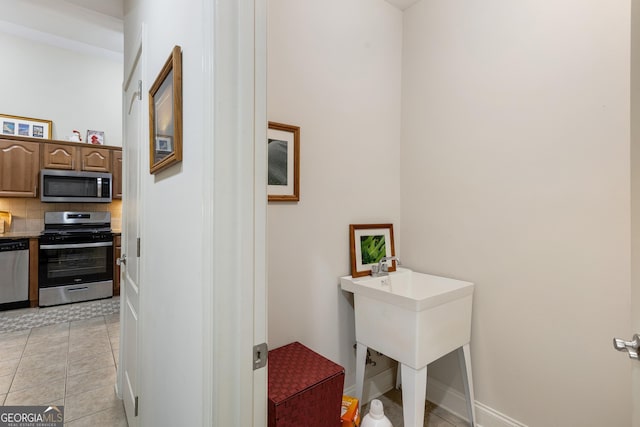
xmin=40 ymin=242 xmax=113 ymax=250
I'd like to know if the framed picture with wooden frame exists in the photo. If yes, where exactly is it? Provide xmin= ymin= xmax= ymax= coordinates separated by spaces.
xmin=349 ymin=223 xmax=396 ymax=278
xmin=0 ymin=114 xmax=52 ymax=139
xmin=149 ymin=45 xmax=183 ymax=174
xmin=268 ymin=121 xmax=300 ymax=202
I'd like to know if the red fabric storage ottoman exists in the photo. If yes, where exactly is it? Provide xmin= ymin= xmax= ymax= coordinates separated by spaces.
xmin=268 ymin=341 xmax=345 ymax=427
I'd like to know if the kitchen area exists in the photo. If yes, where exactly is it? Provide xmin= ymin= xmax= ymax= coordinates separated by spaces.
xmin=0 ymin=136 xmax=123 ymax=314
xmin=0 ymin=133 xmax=127 ymax=422
xmin=0 ymin=0 xmax=125 ymax=320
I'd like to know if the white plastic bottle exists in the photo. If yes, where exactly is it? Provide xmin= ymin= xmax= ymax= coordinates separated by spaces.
xmin=361 ymin=399 xmax=393 ymax=427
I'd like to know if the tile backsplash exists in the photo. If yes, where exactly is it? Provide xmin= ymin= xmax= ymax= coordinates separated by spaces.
xmin=0 ymin=198 xmax=122 ymax=233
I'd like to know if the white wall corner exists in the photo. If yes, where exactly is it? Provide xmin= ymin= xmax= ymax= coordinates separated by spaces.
xmin=426 ymin=376 xmax=528 ymax=427
xmin=345 ymin=368 xmax=528 ymax=427
xmin=343 ymin=366 xmax=396 ymax=403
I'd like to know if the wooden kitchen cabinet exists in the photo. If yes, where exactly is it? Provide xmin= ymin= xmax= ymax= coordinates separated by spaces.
xmin=42 ymin=143 xmax=77 ymax=170
xmin=114 ymin=234 xmax=121 ymax=296
xmin=43 ymin=144 xmax=113 ymax=173
xmin=29 ymin=238 xmax=39 ymax=307
xmin=0 ymin=139 xmax=40 ymax=197
xmin=0 ymin=136 xmax=121 ymax=197
xmin=112 ymin=150 xmax=123 ymax=199
xmin=80 ymin=147 xmax=111 ymax=172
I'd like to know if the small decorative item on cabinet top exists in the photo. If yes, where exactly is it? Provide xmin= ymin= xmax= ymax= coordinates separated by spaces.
xmin=149 ymin=45 xmax=183 ymax=174
xmin=268 ymin=121 xmax=300 ymax=202
xmin=349 ymin=223 xmax=396 ymax=278
xmin=0 ymin=114 xmax=52 ymax=139
xmin=87 ymin=130 xmax=104 ymax=145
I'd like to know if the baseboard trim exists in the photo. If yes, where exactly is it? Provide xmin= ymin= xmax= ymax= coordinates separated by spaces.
xmin=426 ymin=376 xmax=528 ymax=427
xmin=343 ymin=367 xmax=396 ymax=403
xmin=345 ymin=368 xmax=528 ymax=427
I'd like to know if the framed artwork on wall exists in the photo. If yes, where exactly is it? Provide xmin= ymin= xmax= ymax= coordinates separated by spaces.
xmin=0 ymin=114 xmax=52 ymax=139
xmin=349 ymin=223 xmax=396 ymax=278
xmin=149 ymin=45 xmax=183 ymax=174
xmin=268 ymin=121 xmax=300 ymax=202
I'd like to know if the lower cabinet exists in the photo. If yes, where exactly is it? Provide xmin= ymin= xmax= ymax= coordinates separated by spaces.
xmin=29 ymin=238 xmax=38 ymax=307
xmin=114 ymin=235 xmax=121 ymax=296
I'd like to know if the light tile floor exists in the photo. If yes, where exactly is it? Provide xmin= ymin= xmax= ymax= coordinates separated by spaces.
xmin=0 ymin=299 xmax=467 ymax=427
xmin=0 ymin=310 xmax=126 ymax=426
xmin=365 ymin=388 xmax=470 ymax=427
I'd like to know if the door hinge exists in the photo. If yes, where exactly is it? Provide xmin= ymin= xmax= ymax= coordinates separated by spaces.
xmin=134 ymin=396 xmax=139 ymax=416
xmin=253 ymin=343 xmax=268 ymax=370
xmin=137 ymin=80 xmax=142 ymax=100
xmin=136 ymin=237 xmax=141 ymax=257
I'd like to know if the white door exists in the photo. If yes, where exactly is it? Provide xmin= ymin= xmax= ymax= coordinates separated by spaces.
xmin=120 ymin=38 xmax=143 ymax=427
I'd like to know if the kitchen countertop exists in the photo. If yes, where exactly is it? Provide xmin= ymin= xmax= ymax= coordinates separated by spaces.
xmin=0 ymin=230 xmax=42 ymax=239
xmin=1 ymin=230 xmax=122 ymax=239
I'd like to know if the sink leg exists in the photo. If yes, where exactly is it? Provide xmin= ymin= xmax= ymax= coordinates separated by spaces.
xmin=355 ymin=342 xmax=367 ymax=406
xmin=457 ymin=343 xmax=477 ymax=426
xmin=400 ymin=363 xmax=427 ymax=427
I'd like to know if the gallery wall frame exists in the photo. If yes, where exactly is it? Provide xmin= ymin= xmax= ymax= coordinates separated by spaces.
xmin=0 ymin=114 xmax=52 ymax=139
xmin=349 ymin=223 xmax=396 ymax=278
xmin=267 ymin=121 xmax=300 ymax=202
xmin=149 ymin=45 xmax=183 ymax=174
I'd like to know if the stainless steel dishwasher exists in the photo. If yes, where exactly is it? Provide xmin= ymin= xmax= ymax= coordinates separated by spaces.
xmin=0 ymin=238 xmax=29 ymax=310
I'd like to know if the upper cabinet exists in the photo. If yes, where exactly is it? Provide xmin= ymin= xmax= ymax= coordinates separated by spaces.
xmin=42 ymin=144 xmax=112 ymax=173
xmin=0 ymin=136 xmax=122 ymax=198
xmin=112 ymin=150 xmax=123 ymax=199
xmin=42 ymin=143 xmax=76 ymax=170
xmin=0 ymin=139 xmax=40 ymax=197
xmin=80 ymin=147 xmax=111 ymax=172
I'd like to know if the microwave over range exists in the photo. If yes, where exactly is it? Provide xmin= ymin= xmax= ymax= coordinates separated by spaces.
xmin=40 ymin=169 xmax=112 ymax=203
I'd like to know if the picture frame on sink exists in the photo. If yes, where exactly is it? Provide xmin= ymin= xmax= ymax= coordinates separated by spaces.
xmin=349 ymin=223 xmax=396 ymax=278
xmin=149 ymin=45 xmax=182 ymax=174
xmin=0 ymin=114 xmax=52 ymax=139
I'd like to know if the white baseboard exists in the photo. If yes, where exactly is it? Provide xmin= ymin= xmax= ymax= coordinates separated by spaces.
xmin=426 ymin=376 xmax=528 ymax=427
xmin=343 ymin=367 xmax=396 ymax=403
xmin=345 ymin=368 xmax=528 ymax=427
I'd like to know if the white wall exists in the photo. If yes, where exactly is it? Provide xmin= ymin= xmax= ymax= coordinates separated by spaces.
xmin=124 ymin=0 xmax=204 ymax=425
xmin=401 ymin=1 xmax=632 ymax=425
xmin=267 ymin=0 xmax=403 ymax=388
xmin=0 ymin=32 xmax=122 ymax=145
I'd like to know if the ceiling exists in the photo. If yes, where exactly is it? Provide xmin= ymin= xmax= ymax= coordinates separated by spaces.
xmin=0 ymin=0 xmax=417 ymax=60
xmin=64 ymin=0 xmax=124 ymax=19
xmin=0 ymin=0 xmax=124 ymax=60
xmin=385 ymin=0 xmax=421 ymax=10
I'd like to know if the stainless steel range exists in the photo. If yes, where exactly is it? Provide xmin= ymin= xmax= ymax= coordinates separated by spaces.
xmin=39 ymin=211 xmax=114 ymax=307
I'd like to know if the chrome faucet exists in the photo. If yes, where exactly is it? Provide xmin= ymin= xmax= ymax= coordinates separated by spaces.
xmin=371 ymin=256 xmax=401 ymax=277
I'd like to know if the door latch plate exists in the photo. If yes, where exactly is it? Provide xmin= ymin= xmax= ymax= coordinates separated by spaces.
xmin=253 ymin=343 xmax=268 ymax=370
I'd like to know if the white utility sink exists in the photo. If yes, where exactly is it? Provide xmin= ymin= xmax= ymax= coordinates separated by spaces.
xmin=340 ymin=267 xmax=477 ymax=427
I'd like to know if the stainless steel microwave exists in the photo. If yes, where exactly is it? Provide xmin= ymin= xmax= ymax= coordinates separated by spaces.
xmin=40 ymin=169 xmax=112 ymax=203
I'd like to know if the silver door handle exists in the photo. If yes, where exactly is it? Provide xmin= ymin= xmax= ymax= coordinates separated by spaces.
xmin=613 ymin=334 xmax=640 ymax=360
xmin=116 ymin=254 xmax=127 ymax=266
xmin=67 ymin=287 xmax=89 ymax=292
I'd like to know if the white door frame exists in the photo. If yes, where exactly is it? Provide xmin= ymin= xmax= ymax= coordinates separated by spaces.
xmin=202 ymin=0 xmax=267 ymax=425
